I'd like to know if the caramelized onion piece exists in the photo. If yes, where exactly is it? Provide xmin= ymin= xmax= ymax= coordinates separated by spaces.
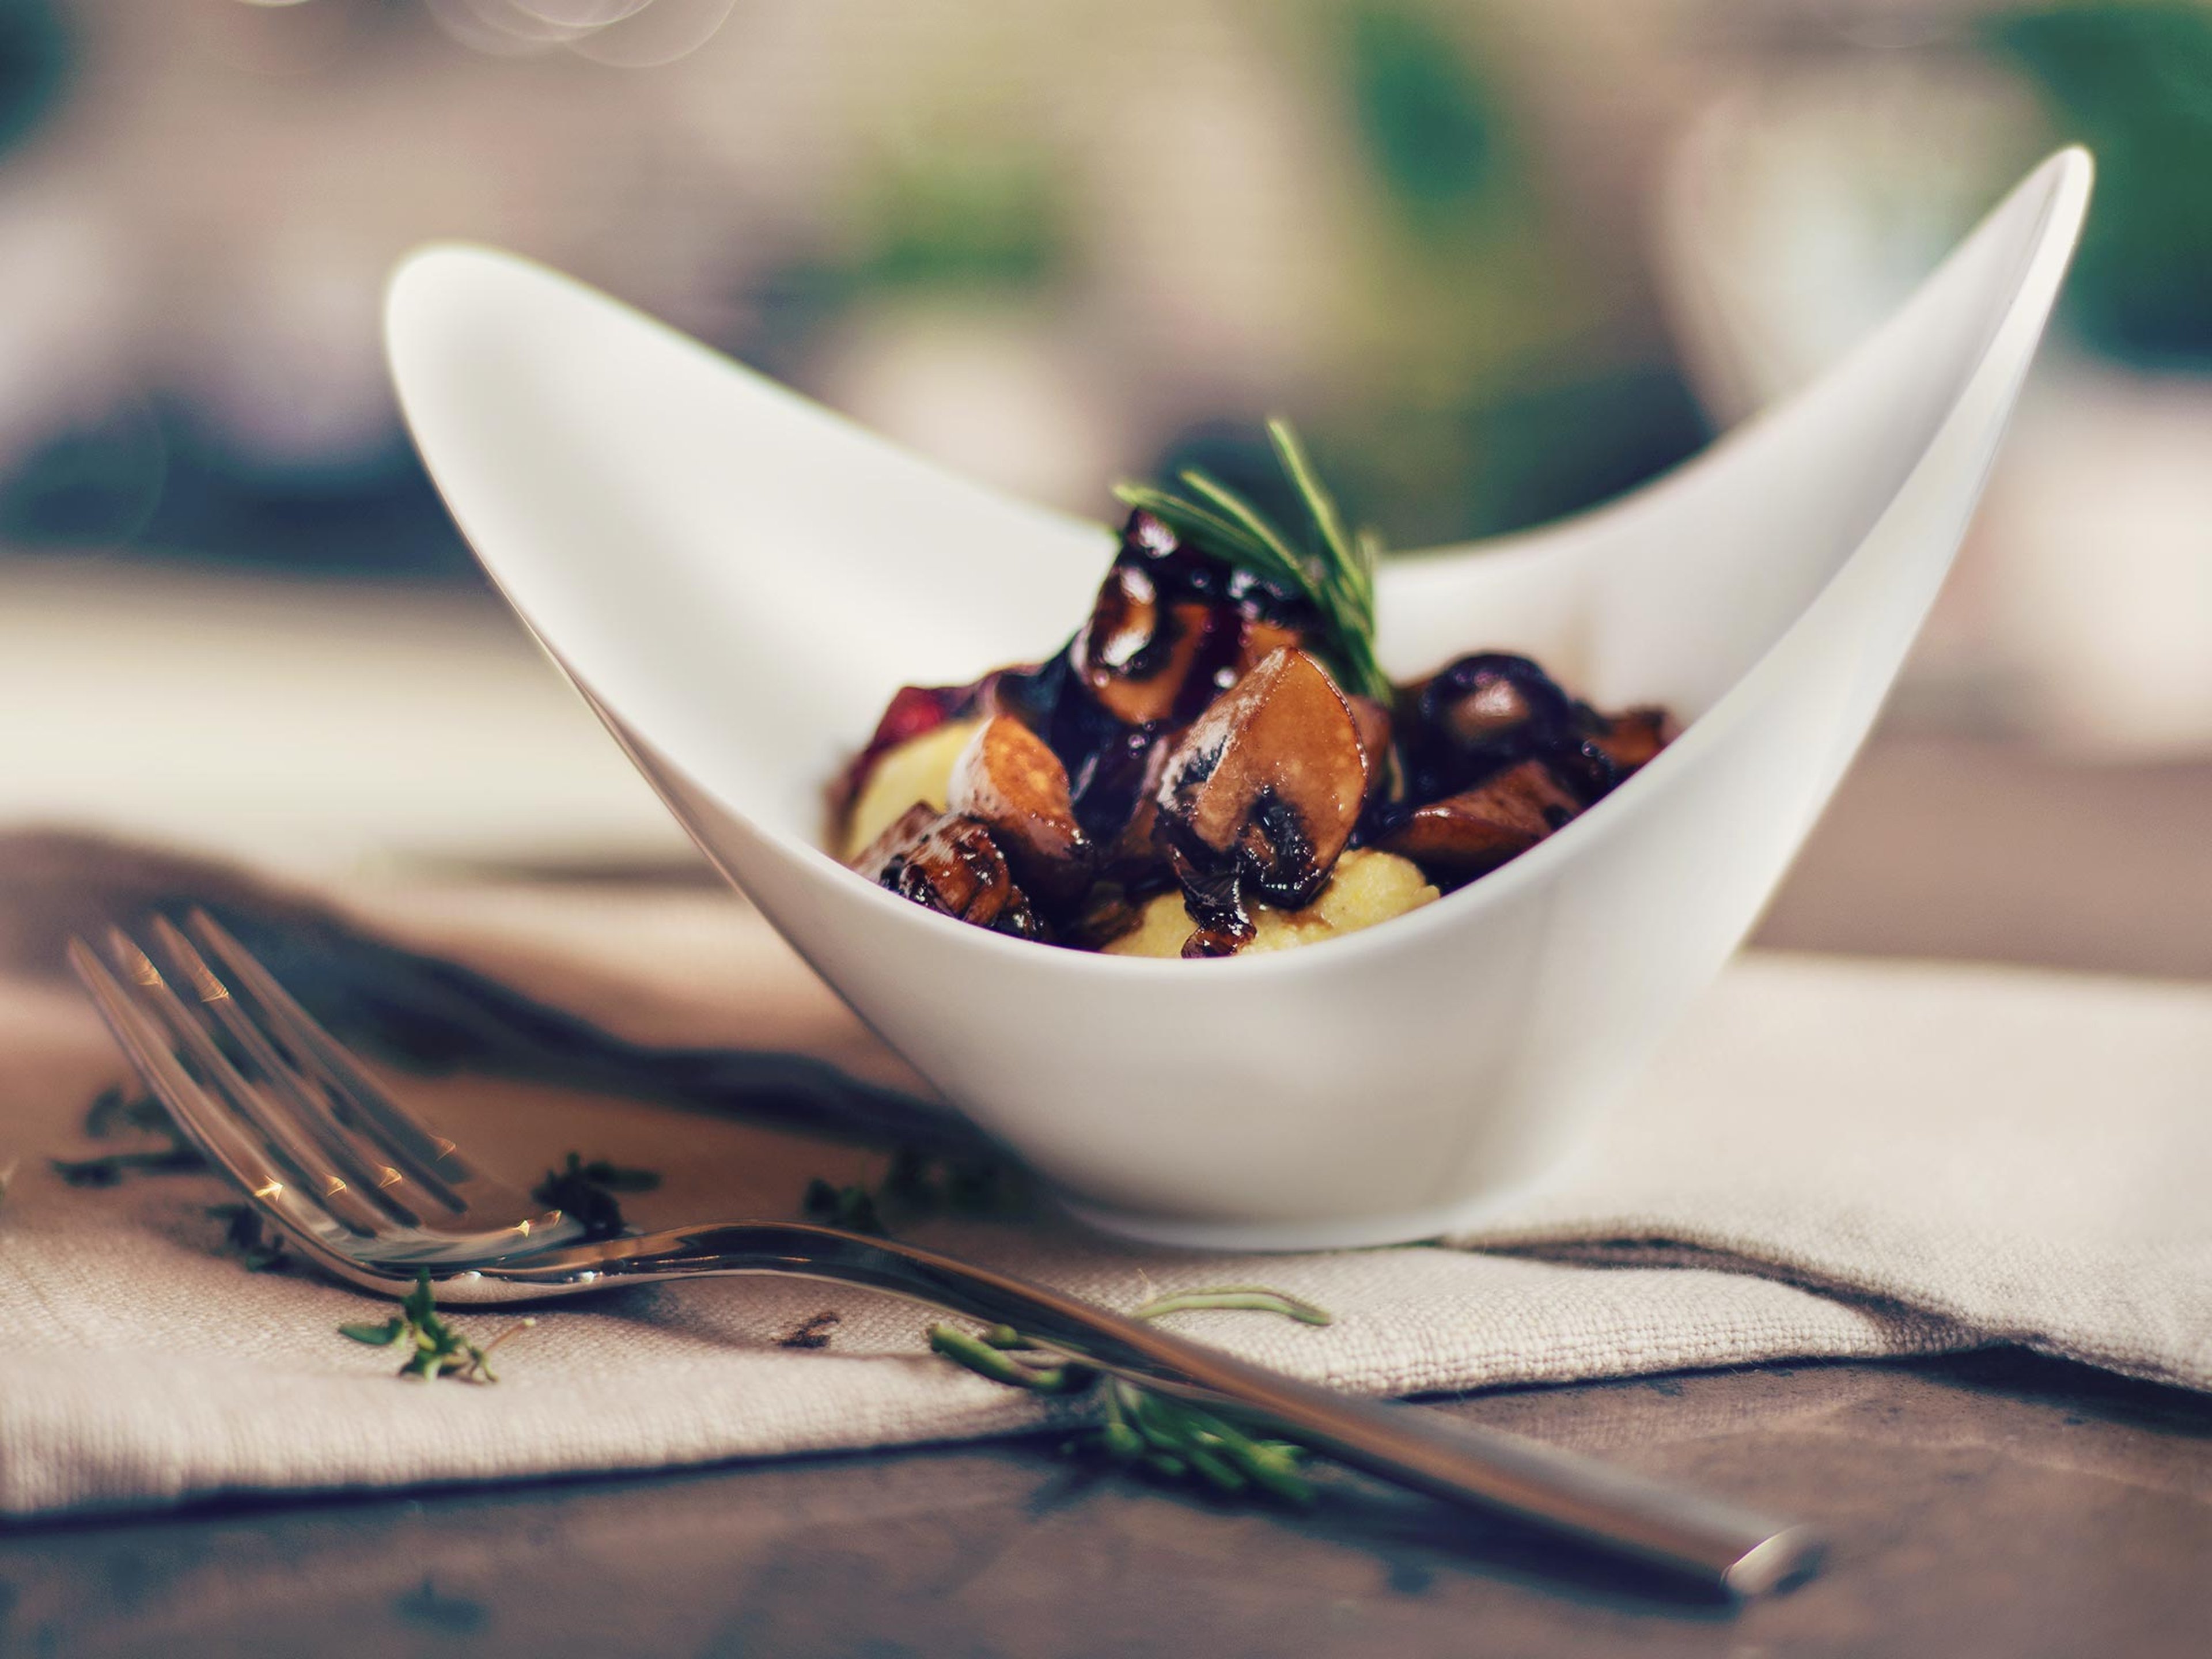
xmin=1154 ymin=647 xmax=1369 ymax=911
xmin=946 ymin=715 xmax=1092 ymax=904
xmin=849 ymin=805 xmax=1046 ymax=939
xmin=1378 ymin=759 xmax=1581 ymax=885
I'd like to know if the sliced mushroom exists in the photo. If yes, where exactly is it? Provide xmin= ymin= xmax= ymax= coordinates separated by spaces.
xmin=1378 ymin=759 xmax=1582 ymax=885
xmin=1588 ymin=706 xmax=1673 ymax=774
xmin=1068 ymin=559 xmax=1217 ymax=726
xmin=849 ymin=805 xmax=1046 ymax=940
xmin=946 ymin=715 xmax=1092 ymax=904
xmin=1404 ymin=653 xmax=1577 ymax=799
xmin=1153 ymin=646 xmax=1369 ymax=910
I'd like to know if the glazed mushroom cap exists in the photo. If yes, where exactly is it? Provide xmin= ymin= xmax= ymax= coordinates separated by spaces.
xmin=849 ymin=803 xmax=1046 ymax=938
xmin=1404 ymin=652 xmax=1579 ymax=799
xmin=1153 ymin=646 xmax=1369 ymax=908
xmin=946 ymin=714 xmax=1092 ymax=904
xmin=1067 ymin=560 xmax=1217 ymax=728
xmin=1378 ymin=758 xmax=1582 ymax=884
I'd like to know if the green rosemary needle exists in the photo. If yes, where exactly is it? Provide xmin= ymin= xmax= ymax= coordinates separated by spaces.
xmin=928 ymin=1283 xmax=1335 ymax=1503
xmin=1113 ymin=418 xmax=1390 ymax=704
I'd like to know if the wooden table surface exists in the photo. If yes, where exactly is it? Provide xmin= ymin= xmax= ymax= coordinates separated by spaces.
xmin=5 ymin=732 xmax=2209 ymax=1658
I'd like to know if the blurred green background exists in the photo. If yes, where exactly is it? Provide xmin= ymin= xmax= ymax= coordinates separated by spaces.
xmin=1 ymin=0 xmax=2207 ymax=873
xmin=3 ymin=0 xmax=2199 ymax=574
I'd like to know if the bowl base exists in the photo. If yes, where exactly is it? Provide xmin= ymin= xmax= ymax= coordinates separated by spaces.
xmin=1055 ymin=1170 xmax=1565 ymax=1253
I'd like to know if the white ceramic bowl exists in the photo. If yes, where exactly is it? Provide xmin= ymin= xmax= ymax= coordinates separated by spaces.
xmin=386 ymin=150 xmax=2088 ymax=1249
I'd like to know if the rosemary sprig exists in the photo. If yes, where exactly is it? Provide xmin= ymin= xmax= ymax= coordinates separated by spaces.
xmin=929 ymin=1285 xmax=1335 ymax=1503
xmin=339 ymin=1270 xmax=535 ymax=1383
xmin=532 ymin=1152 xmax=661 ymax=1240
xmin=1114 ymin=418 xmax=1389 ymax=703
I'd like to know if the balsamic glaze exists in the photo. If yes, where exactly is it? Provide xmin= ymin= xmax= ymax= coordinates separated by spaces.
xmin=838 ymin=512 xmax=1673 ymax=950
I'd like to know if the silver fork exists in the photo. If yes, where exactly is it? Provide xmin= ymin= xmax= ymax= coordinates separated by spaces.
xmin=70 ymin=910 xmax=1820 ymax=1600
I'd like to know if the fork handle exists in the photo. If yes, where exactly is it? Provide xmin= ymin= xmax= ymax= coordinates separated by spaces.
xmin=500 ymin=1221 xmax=1819 ymax=1597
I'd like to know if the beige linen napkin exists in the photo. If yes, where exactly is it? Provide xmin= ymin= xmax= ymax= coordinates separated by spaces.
xmin=0 ymin=839 xmax=2204 ymax=1517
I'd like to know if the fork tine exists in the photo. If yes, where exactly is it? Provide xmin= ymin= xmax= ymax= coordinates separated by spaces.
xmin=98 ymin=927 xmax=402 ymax=1238
xmin=67 ymin=938 xmax=369 ymax=1272
xmin=147 ymin=915 xmax=471 ymax=1230
xmin=178 ymin=911 xmax=571 ymax=1247
xmin=76 ymin=932 xmax=565 ymax=1274
xmin=141 ymin=915 xmax=440 ymax=1229
xmin=181 ymin=910 xmax=484 ymax=1194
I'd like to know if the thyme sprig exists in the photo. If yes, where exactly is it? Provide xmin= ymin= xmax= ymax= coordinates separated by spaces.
xmin=930 ymin=1285 xmax=1335 ymax=1503
xmin=339 ymin=1270 xmax=535 ymax=1383
xmin=52 ymin=1085 xmax=204 ymax=1187
xmin=1114 ymin=418 xmax=1389 ymax=703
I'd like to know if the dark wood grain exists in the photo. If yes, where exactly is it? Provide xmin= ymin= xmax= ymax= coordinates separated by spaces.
xmin=5 ymin=733 xmax=2208 ymax=1658
xmin=2 ymin=1352 xmax=2206 ymax=1658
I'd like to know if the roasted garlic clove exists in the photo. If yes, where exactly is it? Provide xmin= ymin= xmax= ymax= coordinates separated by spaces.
xmin=849 ymin=805 xmax=1046 ymax=939
xmin=946 ymin=715 xmax=1092 ymax=904
xmin=1153 ymin=647 xmax=1369 ymax=909
xmin=1378 ymin=758 xmax=1582 ymax=884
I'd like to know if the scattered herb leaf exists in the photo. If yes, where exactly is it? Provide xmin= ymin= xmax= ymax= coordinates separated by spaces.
xmin=206 ymin=1203 xmax=291 ymax=1273
xmin=51 ymin=1145 xmax=204 ymax=1186
xmin=1115 ymin=419 xmax=1389 ymax=703
xmin=338 ymin=1270 xmax=535 ymax=1383
xmin=1131 ymin=1287 xmax=1334 ymax=1324
xmin=82 ymin=1085 xmax=171 ymax=1139
xmin=531 ymin=1153 xmax=661 ymax=1240
xmin=802 ymin=1176 xmax=887 ymax=1237
xmin=778 ymin=1312 xmax=842 ymax=1351
xmin=54 ymin=1085 xmax=205 ymax=1186
xmin=801 ymin=1148 xmax=1025 ymax=1238
xmin=929 ymin=1286 xmax=1335 ymax=1503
